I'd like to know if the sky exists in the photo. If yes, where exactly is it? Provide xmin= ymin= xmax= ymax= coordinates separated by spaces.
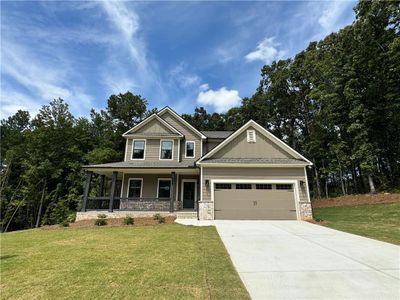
xmin=1 ymin=1 xmax=357 ymax=119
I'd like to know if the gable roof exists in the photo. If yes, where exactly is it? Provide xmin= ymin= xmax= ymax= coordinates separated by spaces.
xmin=201 ymin=131 xmax=234 ymax=139
xmin=157 ymin=106 xmax=206 ymax=139
xmin=122 ymin=114 xmax=183 ymax=137
xmin=197 ymin=120 xmax=313 ymax=165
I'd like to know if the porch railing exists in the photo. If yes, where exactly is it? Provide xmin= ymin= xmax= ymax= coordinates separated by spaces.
xmin=86 ymin=197 xmax=171 ymax=211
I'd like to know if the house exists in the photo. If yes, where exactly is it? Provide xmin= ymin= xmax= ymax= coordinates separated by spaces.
xmin=80 ymin=106 xmax=313 ymax=221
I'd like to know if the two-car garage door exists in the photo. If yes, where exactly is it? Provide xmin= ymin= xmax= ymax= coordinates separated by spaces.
xmin=214 ymin=183 xmax=297 ymax=220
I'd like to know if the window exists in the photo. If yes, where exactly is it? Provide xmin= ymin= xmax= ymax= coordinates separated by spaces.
xmin=185 ymin=141 xmax=195 ymax=158
xmin=158 ymin=179 xmax=171 ymax=198
xmin=256 ymin=184 xmax=272 ymax=190
xmin=160 ymin=140 xmax=173 ymax=160
xmin=247 ymin=130 xmax=256 ymax=143
xmin=236 ymin=184 xmax=252 ymax=189
xmin=132 ymin=140 xmax=145 ymax=159
xmin=276 ymin=184 xmax=293 ymax=190
xmin=127 ymin=179 xmax=142 ymax=198
xmin=215 ymin=183 xmax=232 ymax=190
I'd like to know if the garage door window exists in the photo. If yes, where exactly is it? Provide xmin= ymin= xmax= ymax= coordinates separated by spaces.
xmin=215 ymin=183 xmax=231 ymax=189
xmin=256 ymin=184 xmax=272 ymax=190
xmin=236 ymin=184 xmax=252 ymax=189
xmin=276 ymin=184 xmax=293 ymax=190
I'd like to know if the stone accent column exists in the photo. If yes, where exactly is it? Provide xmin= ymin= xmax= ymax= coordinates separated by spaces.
xmin=199 ymin=201 xmax=213 ymax=220
xmin=81 ymin=171 xmax=93 ymax=212
xmin=299 ymin=201 xmax=313 ymax=220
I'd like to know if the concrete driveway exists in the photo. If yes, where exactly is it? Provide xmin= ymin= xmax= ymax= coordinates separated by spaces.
xmin=214 ymin=221 xmax=400 ymax=300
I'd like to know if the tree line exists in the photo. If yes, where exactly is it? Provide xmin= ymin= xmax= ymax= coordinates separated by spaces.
xmin=1 ymin=0 xmax=399 ymax=231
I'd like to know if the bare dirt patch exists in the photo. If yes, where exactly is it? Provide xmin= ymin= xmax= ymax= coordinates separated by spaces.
xmin=311 ymin=193 xmax=400 ymax=208
xmin=42 ymin=216 xmax=176 ymax=230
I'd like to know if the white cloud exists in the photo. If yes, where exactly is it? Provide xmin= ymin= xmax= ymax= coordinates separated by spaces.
xmin=169 ymin=63 xmax=201 ymax=89
xmin=318 ymin=1 xmax=354 ymax=34
xmin=245 ymin=37 xmax=286 ymax=64
xmin=196 ymin=85 xmax=241 ymax=113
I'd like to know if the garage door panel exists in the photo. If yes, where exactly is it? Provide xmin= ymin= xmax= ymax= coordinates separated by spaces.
xmin=214 ymin=184 xmax=297 ymax=220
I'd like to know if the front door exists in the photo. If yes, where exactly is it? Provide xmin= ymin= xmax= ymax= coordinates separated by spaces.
xmin=182 ymin=181 xmax=196 ymax=209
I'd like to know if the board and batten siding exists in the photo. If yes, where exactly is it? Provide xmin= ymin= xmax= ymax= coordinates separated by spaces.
xmin=201 ymin=167 xmax=308 ymax=203
xmin=159 ymin=111 xmax=202 ymax=162
xmin=133 ymin=118 xmax=174 ymax=135
xmin=125 ymin=138 xmax=179 ymax=162
xmin=211 ymin=126 xmax=294 ymax=159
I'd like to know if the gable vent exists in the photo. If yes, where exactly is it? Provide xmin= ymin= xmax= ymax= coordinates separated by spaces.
xmin=247 ymin=130 xmax=256 ymax=143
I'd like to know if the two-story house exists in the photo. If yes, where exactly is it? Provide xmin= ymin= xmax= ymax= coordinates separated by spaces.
xmin=80 ymin=106 xmax=313 ymax=220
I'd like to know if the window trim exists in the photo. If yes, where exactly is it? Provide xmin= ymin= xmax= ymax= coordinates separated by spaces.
xmin=246 ymin=130 xmax=256 ymax=143
xmin=157 ymin=178 xmax=172 ymax=198
xmin=126 ymin=178 xmax=143 ymax=198
xmin=159 ymin=139 xmax=174 ymax=160
xmin=131 ymin=139 xmax=146 ymax=160
xmin=185 ymin=141 xmax=195 ymax=158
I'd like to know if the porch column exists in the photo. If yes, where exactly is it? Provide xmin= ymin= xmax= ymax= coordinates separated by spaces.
xmin=82 ymin=171 xmax=93 ymax=212
xmin=170 ymin=172 xmax=177 ymax=212
xmin=97 ymin=174 xmax=105 ymax=197
xmin=109 ymin=171 xmax=118 ymax=212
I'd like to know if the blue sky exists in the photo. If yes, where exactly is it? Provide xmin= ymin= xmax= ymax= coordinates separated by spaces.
xmin=1 ymin=1 xmax=356 ymax=118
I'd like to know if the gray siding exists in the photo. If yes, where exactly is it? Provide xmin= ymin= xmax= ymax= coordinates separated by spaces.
xmin=211 ymin=126 xmax=294 ymax=159
xmin=201 ymin=167 xmax=308 ymax=203
xmin=203 ymin=139 xmax=223 ymax=154
xmin=134 ymin=118 xmax=174 ymax=135
xmin=125 ymin=138 xmax=179 ymax=162
xmin=159 ymin=111 xmax=202 ymax=162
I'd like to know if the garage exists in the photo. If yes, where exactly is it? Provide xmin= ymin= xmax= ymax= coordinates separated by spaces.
xmin=213 ymin=182 xmax=297 ymax=220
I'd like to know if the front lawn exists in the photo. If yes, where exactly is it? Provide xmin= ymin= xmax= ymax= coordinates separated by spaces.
xmin=313 ymin=202 xmax=400 ymax=245
xmin=1 ymin=224 xmax=250 ymax=299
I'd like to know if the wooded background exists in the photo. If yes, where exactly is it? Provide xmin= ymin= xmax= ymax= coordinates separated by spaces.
xmin=1 ymin=1 xmax=399 ymax=231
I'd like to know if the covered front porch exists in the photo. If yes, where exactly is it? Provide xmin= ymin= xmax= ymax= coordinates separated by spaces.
xmin=81 ymin=166 xmax=200 ymax=214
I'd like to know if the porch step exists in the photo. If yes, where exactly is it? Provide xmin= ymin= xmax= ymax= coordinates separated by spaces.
xmin=175 ymin=211 xmax=197 ymax=219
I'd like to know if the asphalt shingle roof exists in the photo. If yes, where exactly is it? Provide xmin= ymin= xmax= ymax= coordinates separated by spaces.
xmin=84 ymin=161 xmax=196 ymax=169
xmin=201 ymin=131 xmax=234 ymax=139
xmin=200 ymin=158 xmax=308 ymax=165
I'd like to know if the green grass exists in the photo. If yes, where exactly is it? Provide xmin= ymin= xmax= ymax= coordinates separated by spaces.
xmin=1 ymin=224 xmax=250 ymax=299
xmin=313 ymin=202 xmax=400 ymax=245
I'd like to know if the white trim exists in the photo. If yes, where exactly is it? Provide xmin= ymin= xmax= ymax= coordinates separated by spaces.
xmin=181 ymin=179 xmax=197 ymax=210
xmin=126 ymin=178 xmax=143 ymax=198
xmin=157 ymin=106 xmax=206 ymax=139
xmin=157 ymin=178 xmax=172 ymax=198
xmin=159 ymin=139 xmax=174 ymax=160
xmin=304 ymin=166 xmax=311 ymax=202
xmin=200 ymin=166 xmax=203 ymax=202
xmin=201 ymin=140 xmax=203 ymax=157
xmin=210 ymin=178 xmax=301 ymax=220
xmin=122 ymin=114 xmax=184 ymax=137
xmin=175 ymin=174 xmax=179 ymax=203
xmin=185 ymin=141 xmax=195 ymax=158
xmin=120 ymin=173 xmax=125 ymax=198
xmin=124 ymin=139 xmax=129 ymax=161
xmin=197 ymin=120 xmax=312 ymax=165
xmin=177 ymin=139 xmax=180 ymax=162
xmin=131 ymin=139 xmax=146 ymax=160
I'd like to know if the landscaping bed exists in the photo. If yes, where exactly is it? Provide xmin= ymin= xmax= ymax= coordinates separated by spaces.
xmin=312 ymin=192 xmax=400 ymax=208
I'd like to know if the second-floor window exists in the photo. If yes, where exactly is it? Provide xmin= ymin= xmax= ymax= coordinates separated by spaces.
xmin=185 ymin=141 xmax=195 ymax=158
xmin=160 ymin=140 xmax=173 ymax=160
xmin=132 ymin=140 xmax=145 ymax=159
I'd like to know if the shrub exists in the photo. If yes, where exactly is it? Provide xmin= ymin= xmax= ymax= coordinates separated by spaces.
xmin=95 ymin=214 xmax=107 ymax=226
xmin=60 ymin=220 xmax=70 ymax=227
xmin=123 ymin=215 xmax=134 ymax=225
xmin=153 ymin=213 xmax=165 ymax=224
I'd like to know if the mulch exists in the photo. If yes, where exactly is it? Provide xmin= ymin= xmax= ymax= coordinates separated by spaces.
xmin=41 ymin=216 xmax=176 ymax=230
xmin=311 ymin=193 xmax=400 ymax=208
